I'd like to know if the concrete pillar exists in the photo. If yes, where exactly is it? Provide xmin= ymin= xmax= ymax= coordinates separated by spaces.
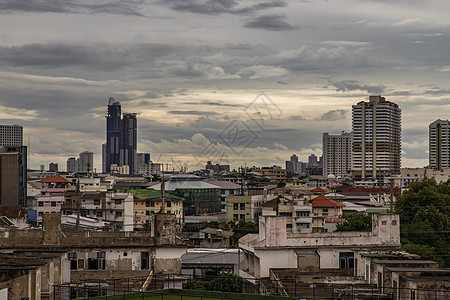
xmin=152 ymin=213 xmax=176 ymax=246
xmin=42 ymin=213 xmax=61 ymax=245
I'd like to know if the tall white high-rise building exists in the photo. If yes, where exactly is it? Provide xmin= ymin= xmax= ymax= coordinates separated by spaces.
xmin=429 ymin=119 xmax=450 ymax=170
xmin=323 ymin=132 xmax=352 ymax=178
xmin=0 ymin=125 xmax=23 ymax=146
xmin=352 ymin=96 xmax=401 ymax=179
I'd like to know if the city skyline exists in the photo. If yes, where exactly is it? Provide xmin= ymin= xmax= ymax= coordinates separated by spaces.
xmin=1 ymin=1 xmax=449 ymax=170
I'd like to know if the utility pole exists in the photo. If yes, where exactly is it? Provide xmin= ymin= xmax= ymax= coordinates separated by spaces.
xmin=160 ymin=173 xmax=166 ymax=213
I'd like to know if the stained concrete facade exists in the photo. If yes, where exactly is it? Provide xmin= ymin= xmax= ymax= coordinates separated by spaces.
xmin=239 ymin=214 xmax=400 ymax=278
xmin=0 ymin=212 xmax=186 ymax=293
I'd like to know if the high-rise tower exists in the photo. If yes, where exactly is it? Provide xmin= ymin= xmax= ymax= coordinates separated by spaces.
xmin=429 ymin=119 xmax=450 ymax=170
xmin=352 ymin=96 xmax=401 ymax=179
xmin=121 ymin=113 xmax=137 ymax=173
xmin=323 ymin=132 xmax=352 ymax=178
xmin=104 ymin=97 xmax=138 ymax=174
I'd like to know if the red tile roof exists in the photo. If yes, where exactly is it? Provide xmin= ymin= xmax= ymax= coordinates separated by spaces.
xmin=39 ymin=176 xmax=70 ymax=183
xmin=311 ymin=195 xmax=344 ymax=207
xmin=311 ymin=187 xmax=327 ymax=193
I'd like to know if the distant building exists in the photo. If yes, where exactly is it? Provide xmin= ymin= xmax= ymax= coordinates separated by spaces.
xmin=308 ymin=154 xmax=318 ymax=167
xmin=66 ymin=157 xmax=76 ymax=173
xmin=286 ymin=154 xmax=301 ymax=174
xmin=205 ymin=161 xmax=230 ymax=174
xmin=0 ymin=125 xmax=23 ymax=147
xmin=429 ymin=119 xmax=450 ymax=170
xmin=78 ymin=151 xmax=94 ymax=173
xmin=352 ymin=96 xmax=401 ymax=179
xmin=104 ymin=97 xmax=138 ymax=174
xmin=323 ymin=132 xmax=352 ymax=178
xmin=49 ymin=162 xmax=58 ymax=172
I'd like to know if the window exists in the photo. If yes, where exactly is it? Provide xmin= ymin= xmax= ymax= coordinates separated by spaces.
xmin=68 ymin=252 xmax=77 ymax=270
xmin=146 ymin=211 xmax=150 ymax=216
xmin=88 ymin=252 xmax=106 ymax=270
xmin=233 ymin=214 xmax=239 ymax=221
xmin=322 ymin=208 xmax=328 ymax=213
xmin=339 ymin=252 xmax=354 ymax=269
xmin=286 ymin=223 xmax=292 ymax=228
xmin=167 ymin=201 xmax=172 ymax=208
xmin=78 ymin=259 xmax=85 ymax=270
xmin=38 ymin=202 xmax=43 ymax=207
xmin=240 ymin=214 xmax=245 ymax=220
xmin=240 ymin=203 xmax=245 ymax=210
xmin=391 ymin=220 xmax=397 ymax=226
xmin=146 ymin=201 xmax=150 ymax=207
xmin=115 ymin=199 xmax=122 ymax=205
xmin=233 ymin=203 xmax=239 ymax=210
xmin=96 ymin=211 xmax=103 ymax=218
xmin=115 ymin=211 xmax=122 ymax=218
xmin=150 ymin=202 xmax=155 ymax=207
xmin=94 ymin=200 xmax=100 ymax=205
xmin=141 ymin=252 xmax=150 ymax=270
xmin=382 ymin=221 xmax=387 ymax=225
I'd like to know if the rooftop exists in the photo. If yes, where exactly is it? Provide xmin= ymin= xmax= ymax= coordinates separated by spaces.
xmin=311 ymin=195 xmax=344 ymax=207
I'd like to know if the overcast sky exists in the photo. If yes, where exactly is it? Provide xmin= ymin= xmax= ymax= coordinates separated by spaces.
xmin=1 ymin=0 xmax=449 ymax=171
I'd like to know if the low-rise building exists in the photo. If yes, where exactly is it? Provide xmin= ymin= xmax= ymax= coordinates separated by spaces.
xmin=239 ymin=213 xmax=400 ymax=278
xmin=132 ymin=189 xmax=183 ymax=228
xmin=310 ymin=195 xmax=344 ymax=232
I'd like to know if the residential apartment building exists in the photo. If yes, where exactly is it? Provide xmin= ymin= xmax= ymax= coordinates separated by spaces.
xmin=429 ymin=119 xmax=450 ymax=169
xmin=323 ymin=132 xmax=352 ymax=178
xmin=250 ymin=167 xmax=287 ymax=182
xmin=352 ymin=96 xmax=401 ymax=179
xmin=310 ymin=195 xmax=344 ymax=232
xmin=132 ymin=189 xmax=183 ymax=228
xmin=226 ymin=196 xmax=251 ymax=222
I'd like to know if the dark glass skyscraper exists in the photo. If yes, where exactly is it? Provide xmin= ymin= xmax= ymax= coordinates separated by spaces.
xmin=104 ymin=97 xmax=137 ymax=173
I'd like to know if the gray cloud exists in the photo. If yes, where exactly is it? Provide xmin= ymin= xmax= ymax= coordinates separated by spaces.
xmin=244 ymin=14 xmax=296 ymax=31
xmin=318 ymin=109 xmax=348 ymax=121
xmin=330 ymin=80 xmax=386 ymax=94
xmin=0 ymin=0 xmax=147 ymax=16
xmin=160 ymin=0 xmax=286 ymax=15
xmin=168 ymin=110 xmax=219 ymax=116
xmin=182 ymin=100 xmax=242 ymax=107
xmin=0 ymin=42 xmax=179 ymax=70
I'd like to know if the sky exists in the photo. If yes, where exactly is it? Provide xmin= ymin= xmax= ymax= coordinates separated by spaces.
xmin=1 ymin=0 xmax=449 ymax=172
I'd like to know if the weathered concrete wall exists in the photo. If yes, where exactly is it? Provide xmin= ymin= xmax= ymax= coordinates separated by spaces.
xmin=70 ymin=270 xmax=151 ymax=281
xmin=154 ymin=247 xmax=185 ymax=274
xmin=0 ymin=274 xmax=28 ymax=300
xmin=152 ymin=213 xmax=176 ymax=246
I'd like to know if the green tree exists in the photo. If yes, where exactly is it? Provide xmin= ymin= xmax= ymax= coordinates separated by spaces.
xmin=277 ymin=181 xmax=286 ymax=188
xmin=335 ymin=214 xmax=372 ymax=232
xmin=207 ymin=272 xmax=243 ymax=293
xmin=395 ymin=178 xmax=450 ymax=267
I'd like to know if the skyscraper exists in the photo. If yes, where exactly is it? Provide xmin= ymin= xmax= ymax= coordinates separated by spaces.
xmin=323 ymin=132 xmax=352 ymax=178
xmin=0 ymin=125 xmax=23 ymax=147
xmin=352 ymin=96 xmax=401 ymax=179
xmin=429 ymin=119 xmax=450 ymax=170
xmin=121 ymin=113 xmax=137 ymax=173
xmin=104 ymin=97 xmax=138 ymax=174
xmin=0 ymin=125 xmax=27 ymax=205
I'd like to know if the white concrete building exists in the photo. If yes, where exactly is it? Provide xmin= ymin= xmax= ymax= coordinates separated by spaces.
xmin=352 ymin=96 xmax=401 ymax=179
xmin=239 ymin=214 xmax=400 ymax=278
xmin=323 ymin=132 xmax=352 ymax=178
